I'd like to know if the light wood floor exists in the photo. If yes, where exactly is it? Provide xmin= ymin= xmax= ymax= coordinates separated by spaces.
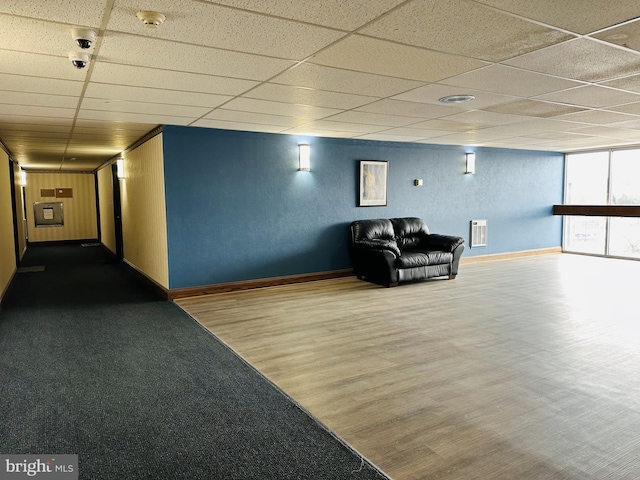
xmin=176 ymin=253 xmax=640 ymax=480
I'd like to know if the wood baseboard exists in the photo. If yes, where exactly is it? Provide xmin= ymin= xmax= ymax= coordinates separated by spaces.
xmin=168 ymin=269 xmax=354 ymax=300
xmin=461 ymin=247 xmax=562 ymax=264
xmin=122 ymin=259 xmax=171 ymax=301
xmin=140 ymin=248 xmax=562 ymax=301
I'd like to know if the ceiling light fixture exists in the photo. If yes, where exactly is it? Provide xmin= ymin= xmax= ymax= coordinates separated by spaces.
xmin=439 ymin=95 xmax=475 ymax=104
xmin=136 ymin=11 xmax=166 ymax=28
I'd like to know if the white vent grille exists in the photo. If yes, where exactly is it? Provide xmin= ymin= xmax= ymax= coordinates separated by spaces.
xmin=470 ymin=220 xmax=487 ymax=247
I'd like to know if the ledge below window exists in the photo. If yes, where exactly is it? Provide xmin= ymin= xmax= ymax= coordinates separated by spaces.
xmin=553 ymin=205 xmax=640 ymax=217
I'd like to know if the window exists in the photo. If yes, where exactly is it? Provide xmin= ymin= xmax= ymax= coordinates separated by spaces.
xmin=609 ymin=149 xmax=640 ymax=258
xmin=564 ymin=152 xmax=609 ymax=255
xmin=564 ymin=148 xmax=640 ymax=258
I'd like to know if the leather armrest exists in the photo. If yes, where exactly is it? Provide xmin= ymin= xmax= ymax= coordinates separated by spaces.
xmin=421 ymin=234 xmax=465 ymax=252
xmin=353 ymin=239 xmax=401 ymax=257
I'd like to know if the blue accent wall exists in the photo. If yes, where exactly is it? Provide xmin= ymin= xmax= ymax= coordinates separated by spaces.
xmin=162 ymin=125 xmax=564 ymax=289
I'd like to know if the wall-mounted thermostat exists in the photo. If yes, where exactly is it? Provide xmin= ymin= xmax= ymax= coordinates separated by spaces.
xmin=414 ymin=179 xmax=423 ymax=186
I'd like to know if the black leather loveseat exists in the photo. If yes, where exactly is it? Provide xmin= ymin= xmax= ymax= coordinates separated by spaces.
xmin=350 ymin=217 xmax=465 ymax=287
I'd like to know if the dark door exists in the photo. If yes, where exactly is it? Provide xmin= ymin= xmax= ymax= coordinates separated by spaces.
xmin=111 ymin=163 xmax=124 ymax=260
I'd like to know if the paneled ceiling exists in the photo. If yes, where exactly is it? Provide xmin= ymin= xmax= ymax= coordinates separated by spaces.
xmin=3 ymin=0 xmax=640 ymax=171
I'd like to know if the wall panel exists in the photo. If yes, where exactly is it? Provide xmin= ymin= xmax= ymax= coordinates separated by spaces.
xmin=0 ymin=150 xmax=16 ymax=301
xmin=120 ymin=134 xmax=169 ymax=289
xmin=24 ymin=173 xmax=97 ymax=243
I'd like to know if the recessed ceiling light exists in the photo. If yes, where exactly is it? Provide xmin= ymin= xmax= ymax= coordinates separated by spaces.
xmin=439 ymin=95 xmax=475 ymax=104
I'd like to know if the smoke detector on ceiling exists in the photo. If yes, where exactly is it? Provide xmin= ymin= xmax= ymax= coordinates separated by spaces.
xmin=136 ymin=11 xmax=166 ymax=28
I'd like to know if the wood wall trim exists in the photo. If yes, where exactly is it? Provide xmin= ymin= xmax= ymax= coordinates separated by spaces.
xmin=553 ymin=204 xmax=640 ymax=217
xmin=167 ymin=269 xmax=354 ymax=300
xmin=460 ymin=247 xmax=562 ymax=264
xmin=168 ymin=249 xmax=563 ymax=300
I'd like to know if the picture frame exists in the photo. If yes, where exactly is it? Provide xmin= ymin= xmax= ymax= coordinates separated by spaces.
xmin=359 ymin=160 xmax=388 ymax=207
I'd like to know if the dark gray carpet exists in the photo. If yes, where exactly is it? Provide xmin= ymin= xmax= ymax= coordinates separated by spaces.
xmin=0 ymin=244 xmax=388 ymax=480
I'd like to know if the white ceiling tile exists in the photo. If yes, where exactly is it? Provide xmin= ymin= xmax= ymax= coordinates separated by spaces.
xmin=81 ymin=98 xmax=212 ymax=117
xmin=600 ymin=74 xmax=640 ymax=94
xmin=483 ymin=99 xmax=588 ymax=117
xmin=220 ymin=98 xmax=341 ymax=120
xmin=298 ymin=120 xmax=388 ymax=134
xmin=0 ymin=91 xmax=78 ymax=109
xmin=0 ymin=123 xmax=72 ymax=133
xmin=98 ymin=32 xmax=296 ymax=80
xmin=593 ymin=19 xmax=640 ymax=54
xmin=0 ymin=14 xmax=84 ymax=57
xmin=555 ymin=109 xmax=640 ymax=125
xmin=392 ymin=84 xmax=518 ymax=109
xmin=606 ymin=102 xmax=640 ymax=116
xmin=474 ymin=0 xmax=640 ymax=35
xmin=441 ymin=65 xmax=583 ymax=97
xmin=324 ymin=111 xmax=420 ymax=127
xmin=534 ymin=85 xmax=640 ymax=108
xmin=204 ymin=109 xmax=308 ymax=127
xmin=417 ymin=135 xmax=476 ymax=147
xmin=360 ymin=0 xmax=572 ymax=62
xmin=355 ymin=133 xmax=427 ymax=142
xmin=0 ymin=73 xmax=83 ymax=96
xmin=0 ymin=0 xmax=108 ymax=26
xmin=73 ymin=120 xmax=151 ymax=134
xmin=403 ymin=119 xmax=477 ymax=132
xmin=108 ymin=0 xmax=345 ymax=60
xmin=442 ymin=110 xmax=531 ymax=127
xmin=309 ymin=35 xmax=487 ymax=82
xmin=281 ymin=126 xmax=358 ymax=138
xmin=604 ymin=118 xmax=640 ymax=130
xmin=191 ymin=119 xmax=288 ymax=134
xmin=0 ymin=104 xmax=75 ymax=119
xmin=504 ymin=38 xmax=640 ymax=83
xmin=90 ymin=63 xmax=259 ymax=95
xmin=76 ymin=109 xmax=190 ymax=125
xmin=0 ymin=130 xmax=70 ymax=140
xmin=355 ymin=99 xmax=465 ymax=119
xmin=0 ymin=49 xmax=88 ymax=81
xmin=568 ymin=126 xmax=640 ymax=140
xmin=84 ymin=84 xmax=232 ymax=109
xmin=271 ymin=63 xmax=425 ymax=97
xmin=373 ymin=127 xmax=456 ymax=138
xmin=245 ymin=83 xmax=378 ymax=110
xmin=475 ymin=118 xmax=580 ymax=136
xmin=208 ymin=0 xmax=406 ymax=30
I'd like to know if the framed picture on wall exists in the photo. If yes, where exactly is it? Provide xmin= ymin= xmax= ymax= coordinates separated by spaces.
xmin=359 ymin=160 xmax=388 ymax=206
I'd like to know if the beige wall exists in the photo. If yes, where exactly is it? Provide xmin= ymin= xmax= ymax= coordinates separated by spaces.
xmin=120 ymin=134 xmax=169 ymax=289
xmin=25 ymin=173 xmax=98 ymax=243
xmin=0 ymin=151 xmax=16 ymax=301
xmin=13 ymin=162 xmax=27 ymax=260
xmin=97 ymin=165 xmax=116 ymax=254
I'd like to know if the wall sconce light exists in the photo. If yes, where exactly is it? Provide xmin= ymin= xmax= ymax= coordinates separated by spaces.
xmin=19 ymin=170 xmax=27 ymax=186
xmin=116 ymin=158 xmax=125 ymax=179
xmin=298 ymin=144 xmax=310 ymax=171
xmin=465 ymin=152 xmax=476 ymax=174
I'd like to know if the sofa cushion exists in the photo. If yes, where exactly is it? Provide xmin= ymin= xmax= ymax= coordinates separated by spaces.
xmin=351 ymin=218 xmax=395 ymax=242
xmin=396 ymin=251 xmax=452 ymax=268
xmin=391 ymin=217 xmax=430 ymax=249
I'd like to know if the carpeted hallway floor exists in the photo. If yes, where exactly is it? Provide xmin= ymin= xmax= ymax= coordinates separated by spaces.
xmin=0 ymin=244 xmax=387 ymax=480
